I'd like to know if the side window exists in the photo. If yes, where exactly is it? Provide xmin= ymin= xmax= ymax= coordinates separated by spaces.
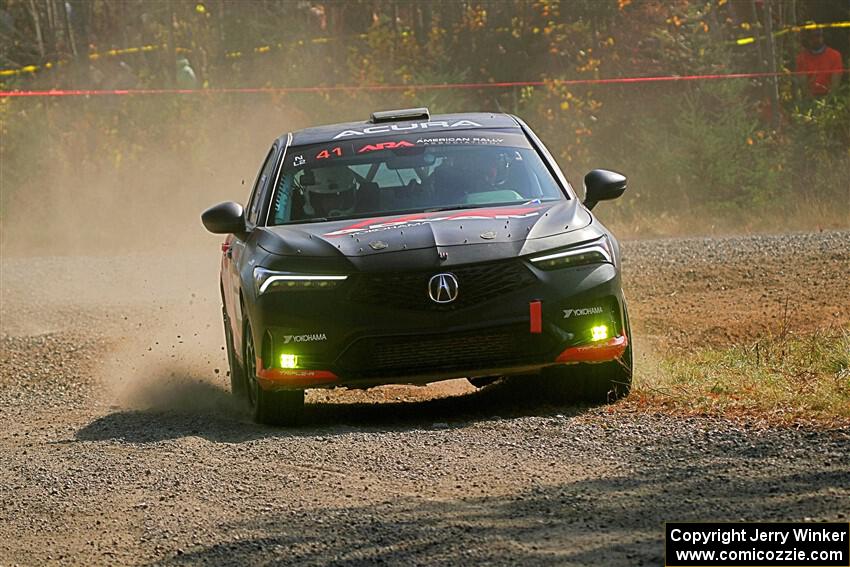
xmin=246 ymin=147 xmax=277 ymax=226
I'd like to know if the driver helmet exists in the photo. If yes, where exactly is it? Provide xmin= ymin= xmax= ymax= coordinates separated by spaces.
xmin=302 ymin=166 xmax=357 ymax=217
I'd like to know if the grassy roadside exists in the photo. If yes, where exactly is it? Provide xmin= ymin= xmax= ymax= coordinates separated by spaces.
xmin=622 ymin=328 xmax=850 ymax=428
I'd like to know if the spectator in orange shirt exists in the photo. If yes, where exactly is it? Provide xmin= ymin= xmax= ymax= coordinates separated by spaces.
xmin=795 ymin=28 xmax=844 ymax=97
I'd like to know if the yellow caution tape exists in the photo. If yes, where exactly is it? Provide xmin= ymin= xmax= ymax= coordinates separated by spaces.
xmin=736 ymin=20 xmax=850 ymax=45
xmin=1 ymin=31 xmax=374 ymax=77
xmin=3 ymin=21 xmax=843 ymax=77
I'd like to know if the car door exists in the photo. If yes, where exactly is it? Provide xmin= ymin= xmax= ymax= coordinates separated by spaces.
xmin=225 ymin=144 xmax=279 ymax=357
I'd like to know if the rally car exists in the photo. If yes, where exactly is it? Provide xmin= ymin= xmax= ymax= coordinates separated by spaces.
xmin=202 ymin=108 xmax=631 ymax=425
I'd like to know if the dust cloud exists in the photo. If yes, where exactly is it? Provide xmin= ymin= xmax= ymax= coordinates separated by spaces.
xmin=0 ymin=98 xmax=308 ymax=410
xmin=1 ymin=99 xmax=307 ymax=257
xmin=0 ymin=97 xmax=476 ymax=413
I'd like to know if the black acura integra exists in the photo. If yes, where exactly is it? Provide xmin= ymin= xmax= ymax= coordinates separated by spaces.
xmin=202 ymin=108 xmax=632 ymax=425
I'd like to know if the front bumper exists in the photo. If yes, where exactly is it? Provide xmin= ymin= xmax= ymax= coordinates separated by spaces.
xmin=248 ymin=261 xmax=627 ymax=390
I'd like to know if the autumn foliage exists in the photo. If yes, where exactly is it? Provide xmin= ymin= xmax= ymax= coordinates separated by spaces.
xmin=1 ymin=1 xmax=848 ymax=252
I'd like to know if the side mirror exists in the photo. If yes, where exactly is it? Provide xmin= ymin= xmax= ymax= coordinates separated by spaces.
xmin=201 ymin=201 xmax=246 ymax=234
xmin=583 ymin=169 xmax=627 ymax=210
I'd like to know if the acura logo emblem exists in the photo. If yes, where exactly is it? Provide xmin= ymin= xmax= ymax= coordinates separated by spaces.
xmin=428 ymin=273 xmax=459 ymax=303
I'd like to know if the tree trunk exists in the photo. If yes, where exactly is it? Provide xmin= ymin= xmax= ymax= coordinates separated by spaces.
xmin=168 ymin=2 xmax=177 ymax=85
xmin=45 ymin=0 xmax=57 ymax=57
xmin=749 ymin=0 xmax=765 ymax=71
xmin=28 ymin=0 xmax=45 ymax=58
xmin=61 ymin=0 xmax=77 ymax=56
xmin=763 ymin=0 xmax=781 ymax=129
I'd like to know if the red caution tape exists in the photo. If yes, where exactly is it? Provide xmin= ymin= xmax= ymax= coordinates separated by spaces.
xmin=1 ymin=69 xmax=846 ymax=98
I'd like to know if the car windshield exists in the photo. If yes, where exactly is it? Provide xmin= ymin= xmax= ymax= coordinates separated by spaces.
xmin=268 ymin=130 xmax=566 ymax=225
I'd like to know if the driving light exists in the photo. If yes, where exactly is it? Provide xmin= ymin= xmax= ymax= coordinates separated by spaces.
xmin=254 ymin=267 xmax=348 ymax=295
xmin=279 ymin=353 xmax=298 ymax=369
xmin=529 ymin=237 xmax=612 ymax=271
xmin=591 ymin=325 xmax=609 ymax=341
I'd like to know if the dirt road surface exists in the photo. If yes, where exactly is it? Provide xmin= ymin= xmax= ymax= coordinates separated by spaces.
xmin=1 ymin=231 xmax=849 ymax=566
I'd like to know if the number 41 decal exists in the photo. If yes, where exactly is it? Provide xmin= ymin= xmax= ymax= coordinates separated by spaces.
xmin=316 ymin=147 xmax=343 ymax=159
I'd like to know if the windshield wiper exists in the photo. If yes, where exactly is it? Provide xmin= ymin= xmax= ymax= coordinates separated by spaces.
xmin=422 ymin=201 xmax=545 ymax=214
xmin=295 ymin=217 xmax=330 ymax=224
xmin=422 ymin=205 xmax=478 ymax=213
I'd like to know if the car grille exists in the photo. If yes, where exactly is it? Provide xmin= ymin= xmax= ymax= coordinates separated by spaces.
xmin=348 ymin=260 xmax=537 ymax=311
xmin=336 ymin=324 xmax=554 ymax=377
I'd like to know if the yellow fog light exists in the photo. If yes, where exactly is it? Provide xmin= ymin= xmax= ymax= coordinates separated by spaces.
xmin=591 ymin=325 xmax=609 ymax=342
xmin=279 ymin=353 xmax=298 ymax=369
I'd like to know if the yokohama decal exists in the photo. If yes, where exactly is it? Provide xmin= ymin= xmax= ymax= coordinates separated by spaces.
xmin=563 ymin=306 xmax=604 ymax=319
xmin=283 ymin=333 xmax=327 ymax=344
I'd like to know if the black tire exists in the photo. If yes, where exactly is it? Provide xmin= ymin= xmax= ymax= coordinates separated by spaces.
xmin=222 ymin=306 xmax=248 ymax=399
xmin=467 ymin=376 xmax=500 ymax=388
xmin=243 ymin=322 xmax=305 ymax=426
xmin=512 ymin=302 xmax=633 ymax=404
xmin=546 ymin=357 xmax=632 ymax=403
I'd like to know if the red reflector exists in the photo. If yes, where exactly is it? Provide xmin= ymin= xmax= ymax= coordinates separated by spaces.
xmin=221 ymin=242 xmax=231 ymax=253
xmin=556 ymin=335 xmax=628 ymax=364
xmin=529 ymin=301 xmax=542 ymax=334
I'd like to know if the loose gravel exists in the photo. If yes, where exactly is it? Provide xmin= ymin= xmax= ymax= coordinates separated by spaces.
xmin=1 ymin=231 xmax=848 ymax=566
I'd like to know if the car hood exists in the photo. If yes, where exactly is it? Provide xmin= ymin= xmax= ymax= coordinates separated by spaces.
xmin=256 ymin=201 xmax=592 ymax=269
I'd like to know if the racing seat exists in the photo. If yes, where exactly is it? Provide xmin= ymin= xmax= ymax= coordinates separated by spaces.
xmin=354 ymin=181 xmax=380 ymax=214
xmin=431 ymin=163 xmax=468 ymax=205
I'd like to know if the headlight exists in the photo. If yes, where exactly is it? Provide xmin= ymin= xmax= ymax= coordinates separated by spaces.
xmin=253 ymin=267 xmax=348 ymax=295
xmin=529 ymin=236 xmax=613 ymax=271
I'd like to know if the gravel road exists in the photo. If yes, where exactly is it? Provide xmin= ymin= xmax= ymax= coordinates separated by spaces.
xmin=1 ymin=231 xmax=848 ymax=566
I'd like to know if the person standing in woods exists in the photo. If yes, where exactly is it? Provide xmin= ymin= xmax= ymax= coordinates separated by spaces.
xmin=176 ymin=57 xmax=198 ymax=89
xmin=795 ymin=27 xmax=844 ymax=98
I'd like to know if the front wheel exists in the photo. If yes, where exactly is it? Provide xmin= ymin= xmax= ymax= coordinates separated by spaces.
xmin=222 ymin=306 xmax=247 ymax=398
xmin=244 ymin=323 xmax=305 ymax=426
xmin=541 ymin=356 xmax=632 ymax=404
